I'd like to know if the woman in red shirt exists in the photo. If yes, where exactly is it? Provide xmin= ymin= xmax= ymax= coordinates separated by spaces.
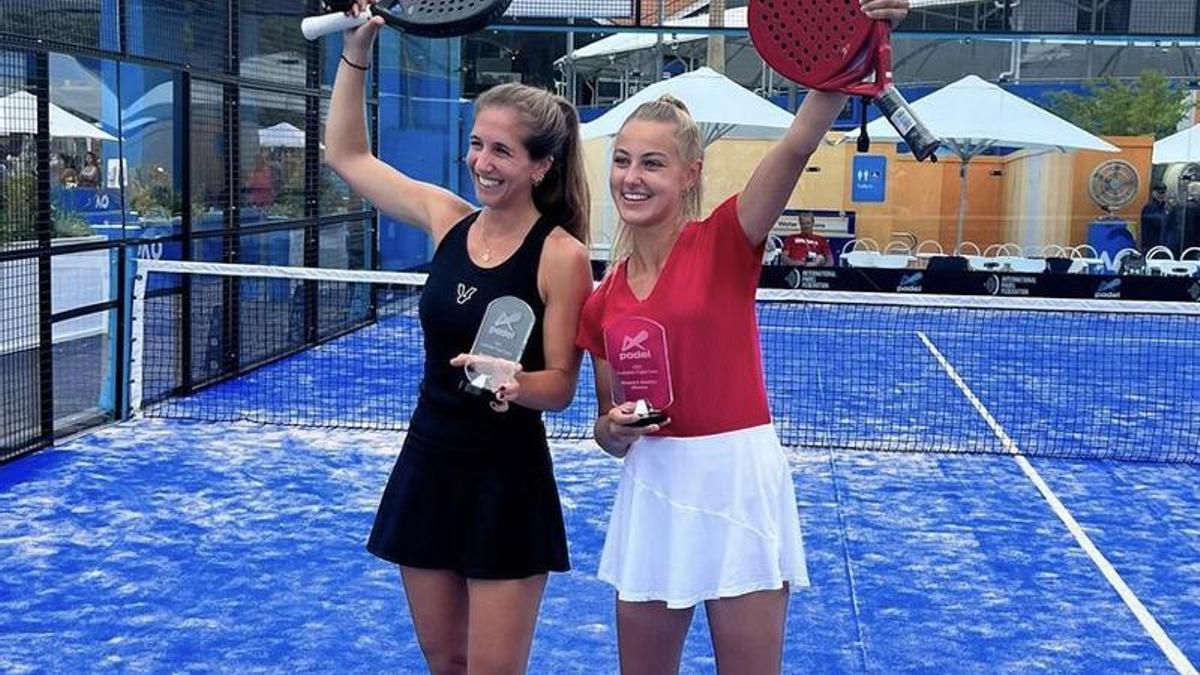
xmin=576 ymin=2 xmax=908 ymax=671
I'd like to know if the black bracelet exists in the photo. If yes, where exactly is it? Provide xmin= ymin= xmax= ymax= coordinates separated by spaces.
xmin=341 ymin=54 xmax=368 ymax=71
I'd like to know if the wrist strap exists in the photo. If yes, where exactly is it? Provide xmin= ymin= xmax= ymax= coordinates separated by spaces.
xmin=341 ymin=54 xmax=368 ymax=71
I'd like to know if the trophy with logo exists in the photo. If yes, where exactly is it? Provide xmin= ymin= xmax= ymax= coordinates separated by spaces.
xmin=462 ymin=296 xmax=536 ymax=410
xmin=603 ymin=316 xmax=673 ymax=426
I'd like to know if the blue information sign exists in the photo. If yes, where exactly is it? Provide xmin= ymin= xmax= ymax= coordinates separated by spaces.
xmin=851 ymin=155 xmax=887 ymax=203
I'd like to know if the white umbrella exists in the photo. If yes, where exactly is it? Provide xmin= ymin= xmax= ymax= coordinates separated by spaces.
xmin=843 ymin=74 xmax=1118 ymax=246
xmin=258 ymin=122 xmax=306 ymax=148
xmin=580 ymin=66 xmax=794 ymax=147
xmin=0 ymin=90 xmax=117 ymax=141
xmin=1152 ymin=123 xmax=1200 ymax=165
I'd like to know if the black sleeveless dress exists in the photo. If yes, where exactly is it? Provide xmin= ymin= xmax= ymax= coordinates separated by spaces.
xmin=366 ymin=211 xmax=570 ymax=579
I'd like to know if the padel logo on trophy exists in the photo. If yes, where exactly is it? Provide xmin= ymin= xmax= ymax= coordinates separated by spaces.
xmin=604 ymin=316 xmax=673 ymax=412
xmin=619 ymin=330 xmax=651 ymax=360
xmin=487 ymin=310 xmax=523 ymax=340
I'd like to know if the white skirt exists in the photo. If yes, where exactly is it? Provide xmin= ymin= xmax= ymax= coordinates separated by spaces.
xmin=598 ymin=423 xmax=809 ymax=609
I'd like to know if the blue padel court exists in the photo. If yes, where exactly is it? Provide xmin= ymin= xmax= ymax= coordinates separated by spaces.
xmin=3 ymin=290 xmax=1199 ymax=673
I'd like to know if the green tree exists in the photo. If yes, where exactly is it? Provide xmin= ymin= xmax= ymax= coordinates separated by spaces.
xmin=1047 ymin=71 xmax=1191 ymax=140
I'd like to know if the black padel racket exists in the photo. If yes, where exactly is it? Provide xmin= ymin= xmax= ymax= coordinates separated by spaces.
xmin=302 ymin=0 xmax=512 ymax=40
xmin=749 ymin=0 xmax=940 ymax=162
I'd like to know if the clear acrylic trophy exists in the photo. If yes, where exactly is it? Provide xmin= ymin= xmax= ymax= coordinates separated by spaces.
xmin=463 ymin=296 xmax=536 ymax=408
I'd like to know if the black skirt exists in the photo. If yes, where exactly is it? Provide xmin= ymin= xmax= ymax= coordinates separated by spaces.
xmin=366 ymin=419 xmax=570 ymax=579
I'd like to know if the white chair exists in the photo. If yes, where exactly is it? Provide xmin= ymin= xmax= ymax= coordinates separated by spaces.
xmin=1149 ymin=260 xmax=1199 ymax=277
xmin=763 ymin=235 xmax=783 ymax=265
xmin=890 ymin=231 xmax=918 ymax=249
xmin=1182 ymin=247 xmax=1200 ymax=262
xmin=884 ymin=240 xmax=912 ymax=254
xmin=874 ymin=253 xmax=916 ymax=269
xmin=955 ymin=241 xmax=982 ymax=256
xmin=982 ymin=243 xmax=1007 ymax=258
xmin=1069 ymin=244 xmax=1104 ymax=274
xmin=1042 ymin=244 xmax=1069 ymax=258
xmin=1145 ymin=245 xmax=1174 ymax=261
xmin=968 ymin=256 xmax=1004 ymax=272
xmin=841 ymin=238 xmax=880 ymax=254
xmin=1113 ymin=248 xmax=1146 ymax=275
xmin=1007 ymin=257 xmax=1047 ymax=274
xmin=841 ymin=250 xmax=882 ymax=268
xmin=915 ymin=239 xmax=944 ymax=257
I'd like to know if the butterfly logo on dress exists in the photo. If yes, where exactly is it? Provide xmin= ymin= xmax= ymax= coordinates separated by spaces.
xmin=456 ymin=283 xmax=478 ymax=305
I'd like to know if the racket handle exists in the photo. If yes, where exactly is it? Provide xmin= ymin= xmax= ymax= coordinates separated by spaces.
xmin=875 ymin=86 xmax=940 ymax=162
xmin=302 ymin=8 xmax=372 ymax=40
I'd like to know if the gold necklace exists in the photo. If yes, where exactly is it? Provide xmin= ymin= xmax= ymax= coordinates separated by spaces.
xmin=479 ymin=219 xmax=494 ymax=263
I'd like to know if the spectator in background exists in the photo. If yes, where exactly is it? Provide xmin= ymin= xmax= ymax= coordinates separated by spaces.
xmin=1139 ymin=182 xmax=1169 ymax=251
xmin=247 ymin=150 xmax=276 ymax=208
xmin=779 ymin=211 xmax=833 ymax=267
xmin=59 ymin=155 xmax=78 ymax=187
xmin=78 ymin=151 xmax=101 ymax=188
xmin=1181 ymin=182 xmax=1200 ymax=254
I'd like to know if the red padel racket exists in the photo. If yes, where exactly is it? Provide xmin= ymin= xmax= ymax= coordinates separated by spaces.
xmin=748 ymin=0 xmax=940 ymax=162
xmin=302 ymin=0 xmax=512 ymax=40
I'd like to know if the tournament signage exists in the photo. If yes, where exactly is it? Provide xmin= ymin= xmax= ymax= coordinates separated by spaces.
xmin=761 ymin=266 xmax=1200 ymax=303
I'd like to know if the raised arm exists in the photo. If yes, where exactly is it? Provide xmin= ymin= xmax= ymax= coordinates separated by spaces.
xmin=736 ymin=0 xmax=910 ymax=247
xmin=736 ymin=91 xmax=847 ymax=248
xmin=325 ymin=1 xmax=472 ymax=242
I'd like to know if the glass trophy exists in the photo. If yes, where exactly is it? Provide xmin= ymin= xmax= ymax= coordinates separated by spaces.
xmin=463 ymin=296 xmax=536 ymax=403
xmin=602 ymin=316 xmax=673 ymax=423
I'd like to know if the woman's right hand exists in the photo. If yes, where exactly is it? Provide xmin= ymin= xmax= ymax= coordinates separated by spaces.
xmin=341 ymin=0 xmax=384 ymax=62
xmin=598 ymin=402 xmax=669 ymax=458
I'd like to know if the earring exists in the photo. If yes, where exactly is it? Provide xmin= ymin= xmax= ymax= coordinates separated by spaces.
xmin=532 ymin=173 xmax=545 ymax=187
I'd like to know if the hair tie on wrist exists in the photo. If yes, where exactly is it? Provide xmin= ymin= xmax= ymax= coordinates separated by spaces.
xmin=341 ymin=54 xmax=368 ymax=71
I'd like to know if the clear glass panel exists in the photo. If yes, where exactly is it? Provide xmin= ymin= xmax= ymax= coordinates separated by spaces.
xmin=53 ymin=308 xmax=115 ymax=428
xmin=239 ymin=87 xmax=307 ymax=224
xmin=47 ymin=53 xmax=121 ymax=245
xmin=120 ymin=63 xmax=183 ymax=241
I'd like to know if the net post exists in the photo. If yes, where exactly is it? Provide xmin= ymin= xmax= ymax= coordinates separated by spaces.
xmin=128 ymin=259 xmax=151 ymax=415
xmin=33 ymin=51 xmax=53 ymax=443
xmin=221 ymin=79 xmax=241 ymax=377
xmin=180 ymin=72 xmax=194 ymax=395
xmin=305 ymin=16 xmax=322 ymax=344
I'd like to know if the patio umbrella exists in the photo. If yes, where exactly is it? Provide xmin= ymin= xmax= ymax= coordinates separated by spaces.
xmin=844 ymin=74 xmax=1118 ymax=246
xmin=580 ymin=66 xmax=794 ymax=147
xmin=258 ymin=122 xmax=306 ymax=149
xmin=0 ymin=90 xmax=117 ymax=141
xmin=1152 ymin=123 xmax=1200 ymax=165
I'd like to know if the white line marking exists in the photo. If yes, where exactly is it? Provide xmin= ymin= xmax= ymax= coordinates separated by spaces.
xmin=917 ymin=330 xmax=1197 ymax=675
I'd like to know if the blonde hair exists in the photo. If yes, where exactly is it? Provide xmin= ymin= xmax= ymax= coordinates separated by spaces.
xmin=476 ymin=83 xmax=590 ymax=244
xmin=609 ymin=94 xmax=704 ymax=265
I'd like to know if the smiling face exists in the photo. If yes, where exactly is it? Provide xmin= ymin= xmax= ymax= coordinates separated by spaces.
xmin=609 ymin=119 xmax=700 ymax=231
xmin=466 ymin=106 xmax=551 ymax=209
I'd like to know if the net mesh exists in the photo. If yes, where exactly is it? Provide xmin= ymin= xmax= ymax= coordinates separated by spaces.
xmin=132 ymin=260 xmax=1200 ymax=463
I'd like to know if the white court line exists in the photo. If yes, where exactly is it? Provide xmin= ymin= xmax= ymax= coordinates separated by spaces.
xmin=916 ymin=331 xmax=1198 ymax=675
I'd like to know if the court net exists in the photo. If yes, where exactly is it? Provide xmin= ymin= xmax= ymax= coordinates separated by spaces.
xmin=131 ymin=260 xmax=1200 ymax=463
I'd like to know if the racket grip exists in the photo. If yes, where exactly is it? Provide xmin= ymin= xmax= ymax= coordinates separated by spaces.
xmin=875 ymin=86 xmax=940 ymax=162
xmin=301 ymin=9 xmax=371 ymax=40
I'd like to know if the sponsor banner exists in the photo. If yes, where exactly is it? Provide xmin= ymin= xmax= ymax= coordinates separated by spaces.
xmin=760 ymin=266 xmax=1200 ymax=302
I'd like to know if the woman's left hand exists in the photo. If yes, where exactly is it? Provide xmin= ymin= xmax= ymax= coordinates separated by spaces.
xmin=449 ymin=353 xmax=522 ymax=402
xmin=862 ymin=0 xmax=909 ymax=28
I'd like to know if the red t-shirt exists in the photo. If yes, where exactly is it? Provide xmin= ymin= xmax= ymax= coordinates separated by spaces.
xmin=781 ymin=233 xmax=831 ymax=264
xmin=577 ymin=195 xmax=771 ymax=437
